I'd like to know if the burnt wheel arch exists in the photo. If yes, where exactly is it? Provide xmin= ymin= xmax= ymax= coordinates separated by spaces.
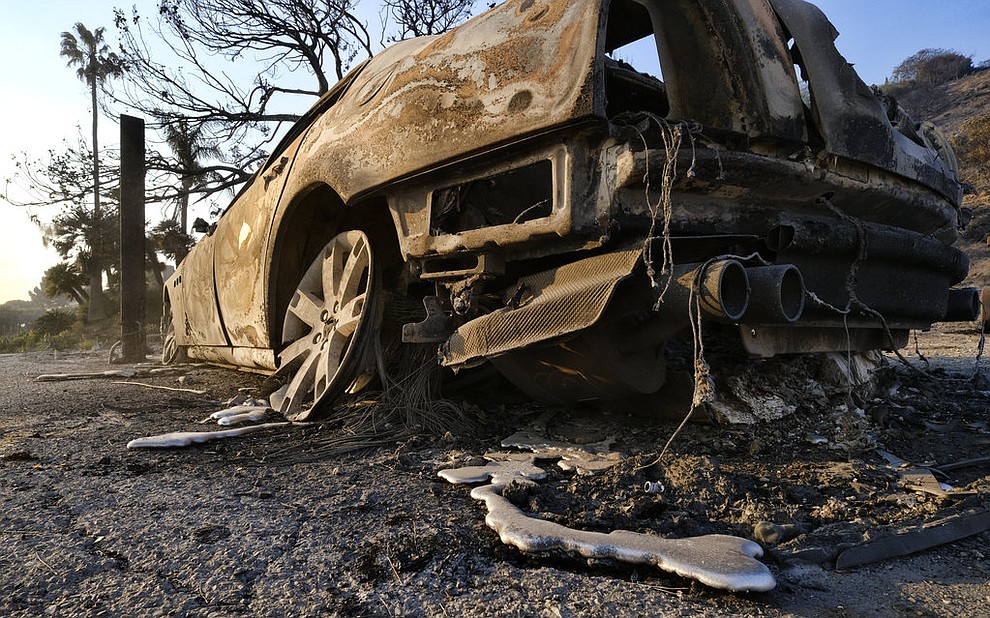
xmin=160 ymin=293 xmax=188 ymax=365
xmin=267 ymin=185 xmax=402 ymax=354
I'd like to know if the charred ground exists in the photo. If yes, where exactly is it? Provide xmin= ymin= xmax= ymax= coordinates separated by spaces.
xmin=2 ymin=323 xmax=989 ymax=617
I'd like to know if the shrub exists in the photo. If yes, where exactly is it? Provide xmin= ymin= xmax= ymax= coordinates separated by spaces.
xmin=893 ymin=48 xmax=974 ymax=86
xmin=956 ymin=116 xmax=990 ymax=163
xmin=32 ymin=309 xmax=76 ymax=337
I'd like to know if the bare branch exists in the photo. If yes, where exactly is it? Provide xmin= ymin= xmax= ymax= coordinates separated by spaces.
xmin=99 ymin=0 xmax=474 ymax=204
xmin=383 ymin=0 xmax=473 ymax=40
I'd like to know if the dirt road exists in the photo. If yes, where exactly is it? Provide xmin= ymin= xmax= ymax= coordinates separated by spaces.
xmin=1 ymin=327 xmax=989 ymax=617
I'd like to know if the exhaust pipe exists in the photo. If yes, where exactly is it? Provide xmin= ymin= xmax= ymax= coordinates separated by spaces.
xmin=661 ymin=259 xmax=751 ymax=322
xmin=742 ymin=265 xmax=806 ymax=324
xmin=945 ymin=287 xmax=980 ymax=322
xmin=621 ymin=260 xmax=750 ymax=354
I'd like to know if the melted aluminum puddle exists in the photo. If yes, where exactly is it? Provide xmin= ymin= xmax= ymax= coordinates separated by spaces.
xmin=126 ymin=422 xmax=291 ymax=449
xmin=126 ymin=398 xmax=289 ymax=449
xmin=498 ymin=411 xmax=625 ymax=475
xmin=439 ymin=458 xmax=775 ymax=592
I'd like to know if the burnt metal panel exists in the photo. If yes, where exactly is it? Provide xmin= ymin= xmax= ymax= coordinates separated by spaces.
xmin=643 ymin=0 xmax=806 ymax=141
xmin=768 ymin=0 xmax=962 ymax=204
xmin=615 ymin=148 xmax=960 ymax=241
xmin=741 ymin=325 xmax=908 ymax=358
xmin=212 ymin=138 xmax=305 ymax=349
xmin=386 ymin=142 xmax=585 ymax=260
xmin=170 ymin=233 xmax=229 ymax=348
xmin=441 ymin=248 xmax=642 ymax=368
xmin=288 ymin=0 xmax=603 ymax=204
xmin=182 ymin=345 xmax=277 ymax=374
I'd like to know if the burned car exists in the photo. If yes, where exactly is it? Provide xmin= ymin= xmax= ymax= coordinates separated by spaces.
xmin=162 ymin=0 xmax=978 ymax=420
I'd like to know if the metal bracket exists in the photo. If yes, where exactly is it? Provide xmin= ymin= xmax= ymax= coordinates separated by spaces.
xmin=401 ymin=296 xmax=454 ymax=343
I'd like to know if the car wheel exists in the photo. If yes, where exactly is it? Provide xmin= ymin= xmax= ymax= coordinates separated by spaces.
xmin=277 ymin=229 xmax=380 ymax=420
xmin=161 ymin=302 xmax=187 ymax=364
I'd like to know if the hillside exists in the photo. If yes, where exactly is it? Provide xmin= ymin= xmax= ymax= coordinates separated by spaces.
xmin=928 ymin=68 xmax=990 ymax=138
xmin=903 ymin=69 xmax=990 ymax=286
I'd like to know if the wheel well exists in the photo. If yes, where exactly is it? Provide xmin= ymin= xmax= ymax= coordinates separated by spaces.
xmin=161 ymin=287 xmax=172 ymax=335
xmin=267 ymin=184 xmax=399 ymax=347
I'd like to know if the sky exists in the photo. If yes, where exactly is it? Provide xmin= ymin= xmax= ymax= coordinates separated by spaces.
xmin=1 ymin=0 xmax=989 ymax=304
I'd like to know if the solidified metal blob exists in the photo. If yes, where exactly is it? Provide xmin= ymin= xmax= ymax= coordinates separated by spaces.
xmin=499 ymin=427 xmax=624 ymax=475
xmin=482 ymin=450 xmax=622 ymax=476
xmin=470 ymin=484 xmax=776 ymax=592
xmin=501 ymin=430 xmax=616 ymax=454
xmin=555 ymin=454 xmax=624 ymax=475
xmin=34 ymin=368 xmax=138 ymax=382
xmin=437 ymin=459 xmax=547 ymax=487
xmin=207 ymin=402 xmax=273 ymax=426
xmin=440 ymin=457 xmax=776 ymax=591
xmin=125 ymin=423 xmax=290 ymax=449
xmin=217 ymin=408 xmax=272 ymax=426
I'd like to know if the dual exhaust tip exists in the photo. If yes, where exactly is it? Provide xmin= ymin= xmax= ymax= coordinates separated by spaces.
xmin=659 ymin=258 xmax=982 ymax=327
xmin=664 ymin=259 xmax=806 ymax=325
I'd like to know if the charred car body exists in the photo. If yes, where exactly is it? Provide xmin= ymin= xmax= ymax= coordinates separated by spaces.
xmin=162 ymin=0 xmax=978 ymax=419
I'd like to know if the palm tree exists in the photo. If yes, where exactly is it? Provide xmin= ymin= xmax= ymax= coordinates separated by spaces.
xmin=163 ymin=118 xmax=220 ymax=261
xmin=60 ymin=23 xmax=123 ymax=321
xmin=43 ymin=262 xmax=90 ymax=306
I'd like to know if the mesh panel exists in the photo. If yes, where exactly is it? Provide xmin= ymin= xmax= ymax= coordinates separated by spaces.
xmin=441 ymin=249 xmax=642 ymax=367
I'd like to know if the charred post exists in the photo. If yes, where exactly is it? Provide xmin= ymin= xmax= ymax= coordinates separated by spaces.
xmin=119 ymin=114 xmax=146 ymax=363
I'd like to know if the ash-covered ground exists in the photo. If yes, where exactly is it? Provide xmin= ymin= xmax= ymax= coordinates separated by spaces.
xmin=1 ymin=324 xmax=989 ymax=617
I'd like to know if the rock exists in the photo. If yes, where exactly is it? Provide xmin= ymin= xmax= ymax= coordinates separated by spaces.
xmin=754 ymin=521 xmax=786 ymax=546
xmin=753 ymin=521 xmax=802 ymax=546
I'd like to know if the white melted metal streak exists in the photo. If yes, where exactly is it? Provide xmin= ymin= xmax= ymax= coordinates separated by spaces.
xmin=126 ymin=422 xmax=290 ymax=449
xmin=440 ymin=460 xmax=776 ymax=592
xmin=207 ymin=403 xmax=272 ymax=426
xmin=438 ymin=460 xmax=547 ymax=486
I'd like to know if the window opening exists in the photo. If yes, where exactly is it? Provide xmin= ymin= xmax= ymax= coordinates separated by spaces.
xmin=604 ymin=0 xmax=668 ymax=118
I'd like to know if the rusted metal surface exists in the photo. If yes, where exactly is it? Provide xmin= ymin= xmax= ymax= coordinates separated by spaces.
xmin=649 ymin=0 xmax=806 ymax=141
xmin=385 ymin=142 xmax=598 ymax=260
xmin=169 ymin=233 xmax=228 ymax=348
xmin=163 ymin=0 xmax=974 ymax=411
xmin=212 ymin=140 xmax=305 ymax=349
xmin=285 ymin=0 xmax=602 ymax=205
xmin=743 ymin=265 xmax=805 ymax=324
xmin=441 ymin=248 xmax=642 ymax=368
xmin=768 ymin=0 xmax=961 ymax=204
xmin=741 ymin=326 xmax=908 ymax=359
